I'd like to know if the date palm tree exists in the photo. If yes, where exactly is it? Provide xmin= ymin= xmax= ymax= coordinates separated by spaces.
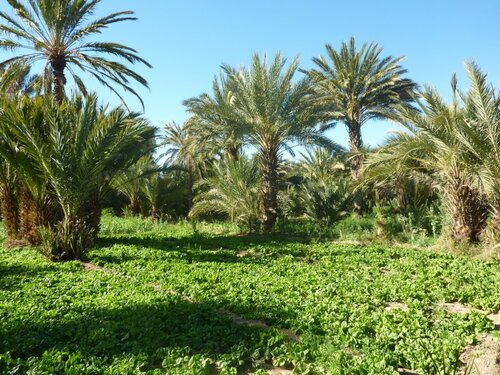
xmin=189 ymin=156 xmax=262 ymax=233
xmin=0 ymin=0 xmax=151 ymax=106
xmin=458 ymin=62 xmax=500 ymax=240
xmin=163 ymin=120 xmax=213 ymax=209
xmin=363 ymin=76 xmax=490 ymax=243
xmin=296 ymin=147 xmax=352 ymax=229
xmin=0 ymin=94 xmax=156 ymax=259
xmin=219 ymin=53 xmax=334 ymax=232
xmin=0 ymin=62 xmax=38 ymax=244
xmin=112 ymin=155 xmax=160 ymax=216
xmin=304 ymin=37 xmax=417 ymax=180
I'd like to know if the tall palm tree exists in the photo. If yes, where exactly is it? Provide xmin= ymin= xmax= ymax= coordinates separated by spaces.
xmin=363 ymin=78 xmax=489 ymax=243
xmin=218 ymin=53 xmax=333 ymax=232
xmin=0 ymin=0 xmax=151 ymax=106
xmin=305 ymin=37 xmax=418 ymax=180
xmin=0 ymin=94 xmax=156 ymax=259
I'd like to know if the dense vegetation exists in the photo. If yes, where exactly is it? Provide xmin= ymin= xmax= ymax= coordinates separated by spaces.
xmin=1 ymin=217 xmax=499 ymax=374
xmin=0 ymin=0 xmax=498 ymax=374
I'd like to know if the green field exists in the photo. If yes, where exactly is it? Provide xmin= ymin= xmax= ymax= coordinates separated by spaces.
xmin=1 ymin=217 xmax=499 ymax=374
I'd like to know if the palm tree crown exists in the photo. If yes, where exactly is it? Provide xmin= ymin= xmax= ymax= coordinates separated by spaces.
xmin=305 ymin=37 xmax=417 ymax=179
xmin=0 ymin=0 xmax=151 ymax=106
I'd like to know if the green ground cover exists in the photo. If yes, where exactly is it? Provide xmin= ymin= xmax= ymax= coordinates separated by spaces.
xmin=1 ymin=217 xmax=499 ymax=374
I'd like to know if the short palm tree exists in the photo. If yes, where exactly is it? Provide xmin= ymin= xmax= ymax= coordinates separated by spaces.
xmin=0 ymin=94 xmax=156 ymax=259
xmin=0 ymin=62 xmax=37 ymax=244
xmin=0 ymin=0 xmax=151 ymax=106
xmin=296 ymin=147 xmax=352 ymax=229
xmin=363 ymin=78 xmax=489 ymax=243
xmin=305 ymin=37 xmax=418 ymax=180
xmin=458 ymin=62 xmax=500 ymax=240
xmin=163 ymin=120 xmax=213 ymax=208
xmin=189 ymin=156 xmax=262 ymax=232
xmin=200 ymin=53 xmax=333 ymax=232
xmin=112 ymin=155 xmax=160 ymax=216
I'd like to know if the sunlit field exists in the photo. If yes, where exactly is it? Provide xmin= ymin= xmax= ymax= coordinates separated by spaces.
xmin=1 ymin=216 xmax=499 ymax=374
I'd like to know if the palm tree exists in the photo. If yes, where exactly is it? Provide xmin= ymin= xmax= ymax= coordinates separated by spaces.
xmin=163 ymin=120 xmax=213 ymax=208
xmin=305 ymin=37 xmax=417 ymax=180
xmin=0 ymin=62 xmax=38 ymax=245
xmin=189 ymin=156 xmax=262 ymax=232
xmin=457 ymin=62 xmax=500 ymax=240
xmin=112 ymin=155 xmax=160 ymax=216
xmin=0 ymin=0 xmax=151 ymax=106
xmin=194 ymin=53 xmax=333 ymax=232
xmin=296 ymin=147 xmax=352 ymax=229
xmin=0 ymin=94 xmax=156 ymax=259
xmin=363 ymin=79 xmax=489 ymax=243
xmin=184 ymin=72 xmax=244 ymax=161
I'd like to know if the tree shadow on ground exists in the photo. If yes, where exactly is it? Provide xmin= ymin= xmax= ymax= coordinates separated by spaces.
xmin=1 ymin=297 xmax=290 ymax=372
xmin=94 ymin=232 xmax=312 ymax=264
xmin=0 ymin=263 xmax=59 ymax=291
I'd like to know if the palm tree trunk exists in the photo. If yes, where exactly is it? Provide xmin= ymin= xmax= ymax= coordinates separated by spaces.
xmin=130 ymin=195 xmax=141 ymax=215
xmin=228 ymin=146 xmax=239 ymax=161
xmin=347 ymin=121 xmax=363 ymax=180
xmin=347 ymin=121 xmax=365 ymax=213
xmin=446 ymin=177 xmax=489 ymax=243
xmin=261 ymin=148 xmax=279 ymax=233
xmin=82 ymin=195 xmax=102 ymax=242
xmin=50 ymin=59 xmax=66 ymax=104
xmin=18 ymin=186 xmax=43 ymax=245
xmin=492 ymin=200 xmax=500 ymax=242
xmin=0 ymin=184 xmax=20 ymax=243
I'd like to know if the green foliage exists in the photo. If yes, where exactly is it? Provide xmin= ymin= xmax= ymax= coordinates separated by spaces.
xmin=189 ymin=156 xmax=262 ymax=232
xmin=1 ymin=217 xmax=499 ymax=373
xmin=363 ymin=65 xmax=497 ymax=244
xmin=186 ymin=52 xmax=336 ymax=231
xmin=0 ymin=95 xmax=156 ymax=259
xmin=294 ymin=148 xmax=353 ymax=229
xmin=0 ymin=0 xmax=151 ymax=107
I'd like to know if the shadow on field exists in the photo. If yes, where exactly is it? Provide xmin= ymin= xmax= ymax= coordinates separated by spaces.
xmin=0 ymin=263 xmax=57 ymax=291
xmin=1 ymin=297 xmax=287 ymax=371
xmin=94 ymin=233 xmax=311 ymax=264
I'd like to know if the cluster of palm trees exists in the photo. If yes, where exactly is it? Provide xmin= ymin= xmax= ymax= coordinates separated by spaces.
xmin=0 ymin=0 xmax=154 ymax=260
xmin=1 ymin=1 xmax=498 ymax=262
xmin=177 ymin=45 xmax=416 ymax=232
xmin=166 ymin=44 xmax=499 ymax=245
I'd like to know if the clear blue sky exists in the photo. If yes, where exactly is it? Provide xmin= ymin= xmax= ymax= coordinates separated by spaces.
xmin=2 ymin=0 xmax=500 ymax=148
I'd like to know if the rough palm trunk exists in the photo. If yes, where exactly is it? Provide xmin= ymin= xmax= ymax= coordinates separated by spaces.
xmin=347 ymin=121 xmax=365 ymax=212
xmin=261 ymin=148 xmax=279 ymax=233
xmin=82 ymin=195 xmax=102 ymax=241
xmin=0 ymin=184 xmax=20 ymax=243
xmin=50 ymin=58 xmax=66 ymax=104
xmin=446 ymin=177 xmax=489 ymax=243
xmin=492 ymin=200 xmax=500 ymax=242
xmin=130 ymin=195 xmax=141 ymax=215
xmin=347 ymin=121 xmax=363 ymax=180
xmin=396 ymin=181 xmax=406 ymax=211
xmin=228 ymin=146 xmax=239 ymax=161
xmin=18 ymin=186 xmax=43 ymax=245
